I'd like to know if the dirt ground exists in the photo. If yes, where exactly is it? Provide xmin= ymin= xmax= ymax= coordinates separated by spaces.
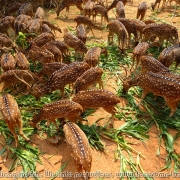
xmin=0 ymin=0 xmax=180 ymax=180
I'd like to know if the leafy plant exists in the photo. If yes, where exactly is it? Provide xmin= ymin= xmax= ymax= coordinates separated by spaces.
xmin=1 ymin=6 xmax=180 ymax=179
xmin=48 ymin=9 xmax=55 ymax=14
xmin=16 ymin=32 xmax=28 ymax=49
xmin=78 ymin=123 xmax=105 ymax=151
xmin=15 ymin=32 xmax=37 ymax=49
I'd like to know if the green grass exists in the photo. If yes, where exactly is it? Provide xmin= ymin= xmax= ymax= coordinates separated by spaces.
xmin=1 ymin=28 xmax=180 ymax=180
xmin=48 ymin=9 xmax=55 ymax=14
xmin=119 ymin=84 xmax=180 ymax=173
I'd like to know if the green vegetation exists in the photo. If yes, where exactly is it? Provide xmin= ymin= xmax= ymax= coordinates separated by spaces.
xmin=15 ymin=32 xmax=29 ymax=49
xmin=15 ymin=32 xmax=37 ymax=49
xmin=48 ymin=9 xmax=55 ymax=14
xmin=1 ymin=25 xmax=180 ymax=180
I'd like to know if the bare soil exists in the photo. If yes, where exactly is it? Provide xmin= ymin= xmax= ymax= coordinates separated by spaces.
xmin=0 ymin=0 xmax=180 ymax=180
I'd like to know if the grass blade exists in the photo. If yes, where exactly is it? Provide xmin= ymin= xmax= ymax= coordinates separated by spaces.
xmin=50 ymin=161 xmax=69 ymax=180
